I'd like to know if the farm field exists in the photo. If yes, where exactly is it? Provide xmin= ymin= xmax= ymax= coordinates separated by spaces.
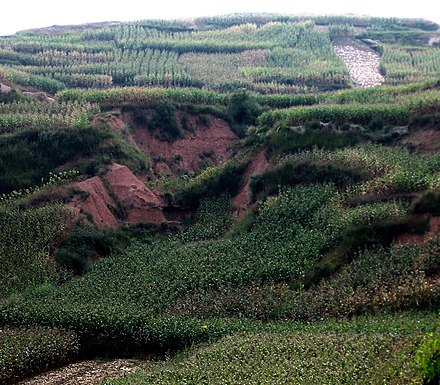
xmin=0 ymin=13 xmax=440 ymax=385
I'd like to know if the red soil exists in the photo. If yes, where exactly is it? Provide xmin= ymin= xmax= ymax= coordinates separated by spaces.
xmin=69 ymin=163 xmax=166 ymax=228
xmin=93 ymin=113 xmax=125 ymax=131
xmin=233 ymin=149 xmax=269 ymax=217
xmin=93 ymin=110 xmax=238 ymax=179
xmin=104 ymin=163 xmax=165 ymax=225
xmin=393 ymin=233 xmax=425 ymax=246
xmin=69 ymin=176 xmax=119 ymax=228
xmin=428 ymin=216 xmax=440 ymax=236
xmin=121 ymin=111 xmax=237 ymax=176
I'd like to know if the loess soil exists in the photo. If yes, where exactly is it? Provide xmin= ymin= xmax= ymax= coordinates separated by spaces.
xmin=233 ymin=149 xmax=269 ymax=217
xmin=69 ymin=163 xmax=165 ymax=228
xmin=101 ymin=110 xmax=238 ymax=178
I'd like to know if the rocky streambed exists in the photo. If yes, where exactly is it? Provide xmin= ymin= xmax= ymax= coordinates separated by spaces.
xmin=333 ymin=37 xmax=385 ymax=88
xmin=18 ymin=359 xmax=146 ymax=385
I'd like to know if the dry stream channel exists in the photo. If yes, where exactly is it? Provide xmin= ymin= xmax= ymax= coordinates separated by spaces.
xmin=333 ymin=37 xmax=385 ymax=88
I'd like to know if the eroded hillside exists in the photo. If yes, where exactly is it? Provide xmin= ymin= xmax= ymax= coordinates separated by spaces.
xmin=1 ymin=13 xmax=440 ymax=385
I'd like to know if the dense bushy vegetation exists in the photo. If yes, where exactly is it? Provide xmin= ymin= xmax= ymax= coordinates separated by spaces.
xmin=0 ymin=204 xmax=73 ymax=297
xmin=0 ymin=327 xmax=79 ymax=384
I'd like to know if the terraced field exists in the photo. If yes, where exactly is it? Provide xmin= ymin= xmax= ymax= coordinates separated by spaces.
xmin=1 ymin=12 xmax=439 ymax=385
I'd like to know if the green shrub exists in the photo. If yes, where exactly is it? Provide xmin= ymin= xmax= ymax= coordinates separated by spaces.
xmin=177 ymin=159 xmax=247 ymax=208
xmin=0 ymin=89 xmax=23 ymax=103
xmin=414 ymin=331 xmax=440 ymax=385
xmin=368 ymin=116 xmax=385 ymax=131
xmin=269 ymin=126 xmax=364 ymax=154
xmin=132 ymin=107 xmax=149 ymax=126
xmin=196 ymin=114 xmax=211 ymax=127
xmin=411 ymin=191 xmax=440 ymax=216
xmin=180 ymin=112 xmax=194 ymax=132
xmin=306 ymin=214 xmax=430 ymax=287
xmin=227 ymin=89 xmax=261 ymax=137
xmin=0 ymin=124 xmax=147 ymax=194
xmin=249 ymin=160 xmax=366 ymax=201
xmin=55 ymin=224 xmax=129 ymax=275
xmin=150 ymin=100 xmax=182 ymax=141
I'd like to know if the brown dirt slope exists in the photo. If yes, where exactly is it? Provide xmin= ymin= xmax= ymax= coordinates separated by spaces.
xmin=105 ymin=163 xmax=165 ymax=225
xmin=233 ymin=149 xmax=269 ymax=217
xmin=18 ymin=359 xmax=145 ymax=385
xmin=96 ymin=110 xmax=238 ymax=178
xmin=69 ymin=176 xmax=119 ymax=228
xmin=394 ymin=216 xmax=440 ymax=246
xmin=399 ymin=129 xmax=440 ymax=153
xmin=69 ymin=163 xmax=165 ymax=228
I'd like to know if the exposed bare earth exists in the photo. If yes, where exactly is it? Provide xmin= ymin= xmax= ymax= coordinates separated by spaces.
xmin=429 ymin=34 xmax=440 ymax=47
xmin=121 ymin=111 xmax=238 ymax=177
xmin=70 ymin=176 xmax=119 ymax=228
xmin=69 ymin=163 xmax=165 ymax=228
xmin=399 ymin=129 xmax=440 ymax=153
xmin=18 ymin=359 xmax=145 ymax=385
xmin=105 ymin=163 xmax=165 ymax=225
xmin=333 ymin=37 xmax=385 ymax=88
xmin=394 ymin=216 xmax=440 ymax=246
xmin=233 ymin=149 xmax=269 ymax=217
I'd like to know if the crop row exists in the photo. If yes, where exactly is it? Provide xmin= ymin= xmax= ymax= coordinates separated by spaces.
xmin=0 ymin=204 xmax=73 ymax=298
xmin=0 ymin=100 xmax=99 ymax=115
xmin=56 ymin=87 xmax=230 ymax=105
xmin=103 ymin=332 xmax=423 ymax=385
xmin=1 ymin=67 xmax=66 ymax=94
xmin=258 ymin=103 xmax=409 ymax=126
xmin=381 ymin=45 xmax=440 ymax=85
xmin=0 ymin=180 xmax=421 ymax=341
xmin=286 ymin=144 xmax=440 ymax=196
xmin=0 ymin=101 xmax=99 ymax=132
xmin=258 ymin=90 xmax=440 ymax=127
xmin=0 ymin=327 xmax=79 ymax=384
xmin=12 ymin=48 xmax=192 ymax=87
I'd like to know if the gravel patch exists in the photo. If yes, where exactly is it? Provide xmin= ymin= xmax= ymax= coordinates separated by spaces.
xmin=333 ymin=37 xmax=385 ymax=88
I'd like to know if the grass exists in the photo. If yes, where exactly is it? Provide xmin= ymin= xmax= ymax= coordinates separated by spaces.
xmin=249 ymin=159 xmax=367 ymax=200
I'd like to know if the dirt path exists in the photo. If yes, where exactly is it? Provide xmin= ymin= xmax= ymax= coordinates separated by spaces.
xmin=18 ymin=359 xmax=146 ymax=385
xmin=333 ymin=37 xmax=385 ymax=88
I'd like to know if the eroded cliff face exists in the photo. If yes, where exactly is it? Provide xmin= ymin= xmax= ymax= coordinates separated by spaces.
xmin=69 ymin=163 xmax=165 ymax=228
xmin=95 ymin=109 xmax=238 ymax=179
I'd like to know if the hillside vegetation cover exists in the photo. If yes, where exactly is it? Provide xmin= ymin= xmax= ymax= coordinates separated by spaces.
xmin=0 ymin=13 xmax=439 ymax=384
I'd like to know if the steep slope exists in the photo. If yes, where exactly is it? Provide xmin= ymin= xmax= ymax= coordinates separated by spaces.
xmin=69 ymin=163 xmax=166 ymax=228
xmin=98 ymin=110 xmax=238 ymax=178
